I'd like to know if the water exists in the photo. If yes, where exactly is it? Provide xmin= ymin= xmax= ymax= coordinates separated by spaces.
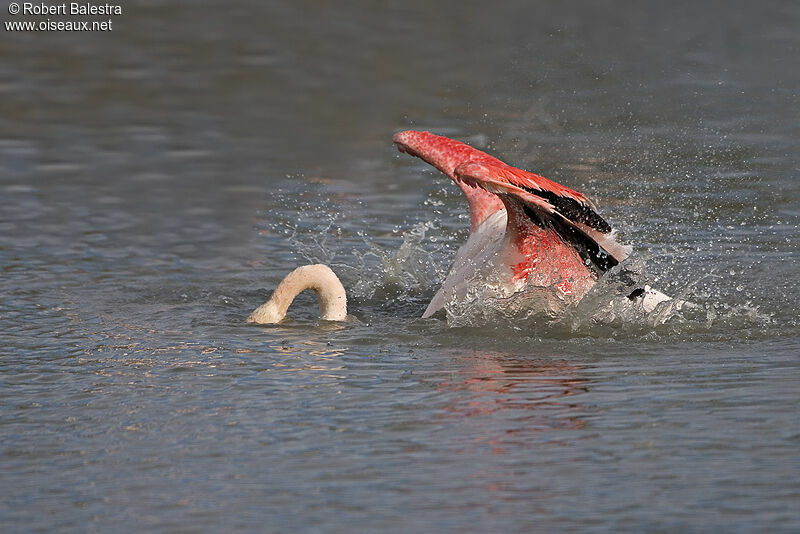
xmin=2 ymin=1 xmax=799 ymax=532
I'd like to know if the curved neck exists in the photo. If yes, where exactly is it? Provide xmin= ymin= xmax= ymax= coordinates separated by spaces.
xmin=248 ymin=264 xmax=347 ymax=323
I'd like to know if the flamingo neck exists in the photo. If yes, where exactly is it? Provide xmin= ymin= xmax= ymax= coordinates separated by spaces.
xmin=247 ymin=264 xmax=347 ymax=324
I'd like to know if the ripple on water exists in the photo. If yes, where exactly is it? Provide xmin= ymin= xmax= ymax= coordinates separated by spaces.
xmin=2 ymin=2 xmax=799 ymax=530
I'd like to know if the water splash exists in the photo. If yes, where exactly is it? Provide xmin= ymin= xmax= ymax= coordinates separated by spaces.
xmin=442 ymin=252 xmax=772 ymax=339
xmin=261 ymin=186 xmax=448 ymax=315
xmin=260 ymin=185 xmax=778 ymax=339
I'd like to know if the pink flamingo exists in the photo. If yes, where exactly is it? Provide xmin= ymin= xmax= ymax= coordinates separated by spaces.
xmin=393 ymin=130 xmax=672 ymax=318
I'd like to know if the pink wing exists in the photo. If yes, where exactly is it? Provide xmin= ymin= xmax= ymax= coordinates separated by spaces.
xmin=393 ymin=130 xmax=505 ymax=230
xmin=455 ymin=161 xmax=631 ymax=267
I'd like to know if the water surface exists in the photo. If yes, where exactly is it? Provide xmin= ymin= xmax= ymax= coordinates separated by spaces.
xmin=1 ymin=2 xmax=799 ymax=532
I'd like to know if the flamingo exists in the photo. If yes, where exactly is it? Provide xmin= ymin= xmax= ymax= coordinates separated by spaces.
xmin=248 ymin=264 xmax=347 ymax=324
xmin=393 ymin=130 xmax=674 ymax=318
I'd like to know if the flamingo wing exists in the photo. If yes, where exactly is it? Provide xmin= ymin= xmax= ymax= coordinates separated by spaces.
xmin=454 ymin=161 xmax=631 ymax=271
xmin=392 ymin=131 xmax=505 ymax=230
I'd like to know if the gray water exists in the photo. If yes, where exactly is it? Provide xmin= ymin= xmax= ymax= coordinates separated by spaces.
xmin=2 ymin=2 xmax=799 ymax=532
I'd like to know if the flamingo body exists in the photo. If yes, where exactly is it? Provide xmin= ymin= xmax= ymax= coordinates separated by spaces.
xmin=393 ymin=130 xmax=668 ymax=318
xmin=423 ymin=209 xmax=506 ymax=318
